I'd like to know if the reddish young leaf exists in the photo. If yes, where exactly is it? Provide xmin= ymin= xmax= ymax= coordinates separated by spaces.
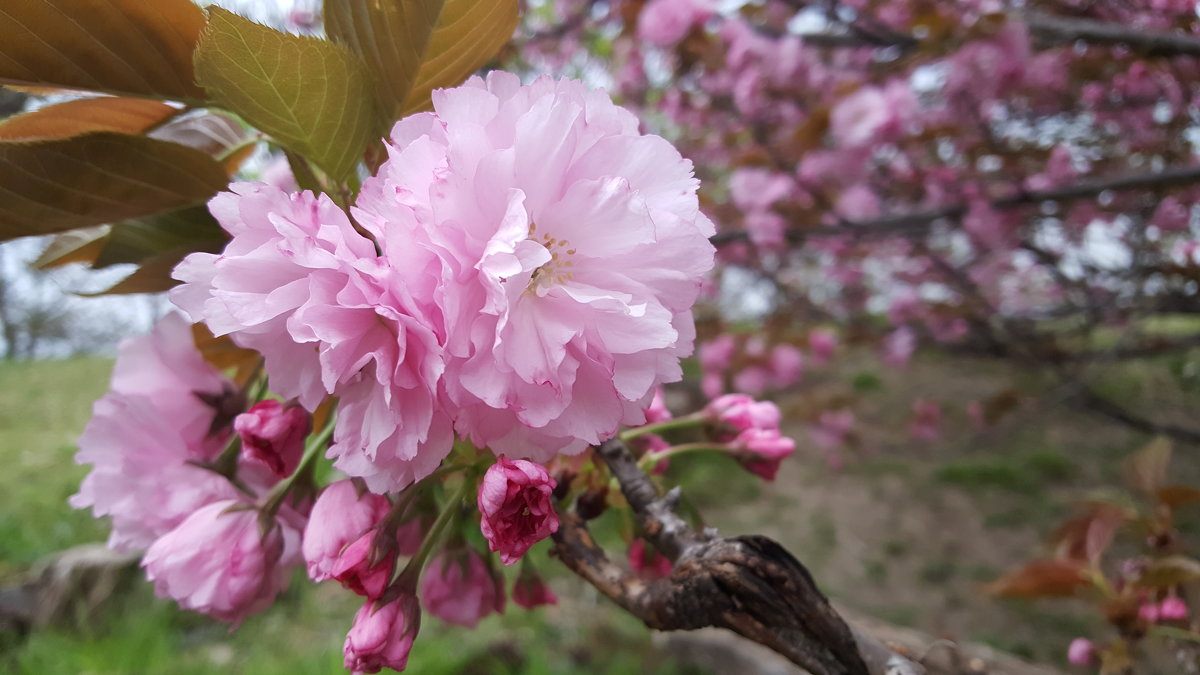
xmin=0 ymin=0 xmax=207 ymax=101
xmin=0 ymin=98 xmax=178 ymax=141
xmin=0 ymin=132 xmax=228 ymax=241
xmin=987 ymin=559 xmax=1089 ymax=598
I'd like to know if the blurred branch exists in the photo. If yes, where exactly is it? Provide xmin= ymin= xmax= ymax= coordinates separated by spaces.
xmin=793 ymin=11 xmax=1200 ymax=57
xmin=552 ymin=438 xmax=925 ymax=675
xmin=1074 ymin=387 xmax=1200 ymax=445
xmin=1026 ymin=12 xmax=1200 ymax=57
xmin=712 ymin=164 xmax=1200 ymax=247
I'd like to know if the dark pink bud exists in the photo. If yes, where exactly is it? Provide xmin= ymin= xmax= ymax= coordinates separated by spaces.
xmin=235 ymin=399 xmax=310 ymax=478
xmin=1160 ymin=596 xmax=1189 ymax=621
xmin=629 ymin=538 xmax=673 ymax=579
xmin=731 ymin=428 xmax=795 ymax=481
xmin=512 ymin=569 xmax=558 ymax=610
xmin=1138 ymin=602 xmax=1160 ymax=623
xmin=331 ymin=531 xmax=395 ymax=600
xmin=478 ymin=457 xmax=559 ymax=565
xmin=344 ymin=596 xmax=420 ymax=674
xmin=420 ymin=550 xmax=504 ymax=628
xmin=302 ymin=480 xmax=390 ymax=581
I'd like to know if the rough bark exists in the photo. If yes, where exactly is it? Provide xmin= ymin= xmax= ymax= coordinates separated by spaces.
xmin=552 ymin=438 xmax=926 ymax=675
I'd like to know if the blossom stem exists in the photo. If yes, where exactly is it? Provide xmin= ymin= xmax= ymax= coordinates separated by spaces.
xmin=637 ymin=442 xmax=732 ymax=471
xmin=1149 ymin=625 xmax=1200 ymax=643
xmin=397 ymin=476 xmax=474 ymax=586
xmin=619 ymin=413 xmax=706 ymax=441
xmin=261 ymin=416 xmax=336 ymax=516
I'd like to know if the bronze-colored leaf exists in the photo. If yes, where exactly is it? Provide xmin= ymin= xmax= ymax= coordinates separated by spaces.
xmin=0 ymin=132 xmax=227 ymax=241
xmin=94 ymin=206 xmax=226 ymax=268
xmin=0 ymin=0 xmax=207 ymax=101
xmin=987 ymin=559 xmax=1089 ymax=598
xmin=80 ymin=248 xmax=189 ymax=295
xmin=1157 ymin=485 xmax=1200 ymax=510
xmin=33 ymin=225 xmax=109 ymax=268
xmin=193 ymin=7 xmax=385 ymax=181
xmin=191 ymin=322 xmax=262 ymax=386
xmin=0 ymin=97 xmax=178 ymax=141
xmin=1049 ymin=504 xmax=1127 ymax=564
xmin=1140 ymin=555 xmax=1200 ymax=588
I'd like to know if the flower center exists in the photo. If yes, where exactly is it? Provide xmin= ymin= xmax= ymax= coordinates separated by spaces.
xmin=527 ymin=222 xmax=576 ymax=291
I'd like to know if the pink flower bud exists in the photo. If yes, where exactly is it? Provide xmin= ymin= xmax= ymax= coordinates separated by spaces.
xmin=235 ymin=399 xmax=310 ymax=478
xmin=704 ymin=394 xmax=782 ymax=439
xmin=344 ymin=596 xmax=420 ymax=674
xmin=808 ymin=329 xmax=838 ymax=364
xmin=629 ymin=538 xmax=673 ymax=579
xmin=303 ymin=480 xmax=391 ymax=581
xmin=644 ymin=388 xmax=673 ymax=424
xmin=331 ymin=531 xmax=395 ymax=600
xmin=769 ymin=344 xmax=805 ymax=389
xmin=512 ymin=570 xmax=558 ymax=610
xmin=1138 ymin=602 xmax=1161 ymax=623
xmin=908 ymin=399 xmax=941 ymax=442
xmin=478 ymin=457 xmax=559 ymax=565
xmin=1160 ymin=596 xmax=1189 ymax=621
xmin=420 ymin=551 xmax=505 ymax=628
xmin=731 ymin=428 xmax=796 ymax=481
xmin=1067 ymin=637 xmax=1094 ymax=666
xmin=143 ymin=500 xmax=296 ymax=624
xmin=732 ymin=366 xmax=770 ymax=396
xmin=699 ymin=334 xmax=737 ymax=374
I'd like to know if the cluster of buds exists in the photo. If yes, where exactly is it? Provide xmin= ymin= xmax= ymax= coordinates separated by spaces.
xmin=703 ymin=394 xmax=796 ymax=480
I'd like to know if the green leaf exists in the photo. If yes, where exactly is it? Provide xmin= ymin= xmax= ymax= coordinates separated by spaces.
xmin=325 ymin=0 xmax=519 ymax=118
xmin=0 ymin=131 xmax=228 ymax=241
xmin=0 ymin=98 xmax=178 ymax=141
xmin=94 ymin=206 xmax=226 ymax=268
xmin=194 ymin=7 xmax=384 ymax=181
xmin=0 ymin=0 xmax=207 ymax=101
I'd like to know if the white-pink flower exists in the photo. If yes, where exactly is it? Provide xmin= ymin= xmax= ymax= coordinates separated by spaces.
xmin=142 ymin=500 xmax=300 ymax=624
xmin=355 ymin=72 xmax=715 ymax=461
xmin=71 ymin=314 xmax=244 ymax=552
xmin=172 ymin=184 xmax=454 ymax=492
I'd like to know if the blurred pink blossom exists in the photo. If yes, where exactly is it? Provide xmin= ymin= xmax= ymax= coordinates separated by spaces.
xmin=420 ymin=550 xmax=505 ymax=628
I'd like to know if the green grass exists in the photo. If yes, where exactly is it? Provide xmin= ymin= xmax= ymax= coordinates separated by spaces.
xmin=933 ymin=449 xmax=1075 ymax=496
xmin=0 ymin=357 xmax=112 ymax=575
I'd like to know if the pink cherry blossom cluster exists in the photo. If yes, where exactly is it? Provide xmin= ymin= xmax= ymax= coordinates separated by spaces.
xmin=73 ymin=73 xmax=750 ymax=674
